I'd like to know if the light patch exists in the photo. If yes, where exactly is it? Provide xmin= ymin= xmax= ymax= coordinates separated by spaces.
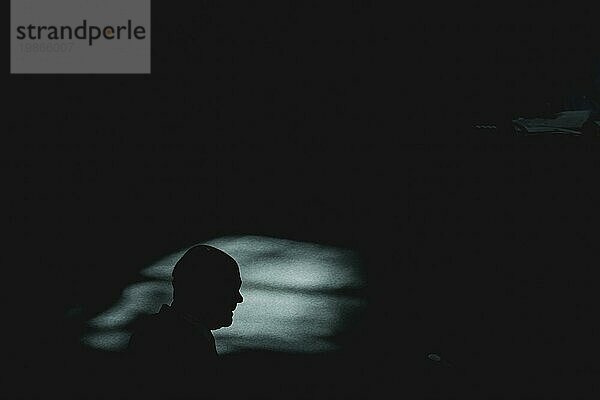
xmin=84 ymin=331 xmax=132 ymax=350
xmin=81 ymin=235 xmax=367 ymax=353
xmin=87 ymin=281 xmax=172 ymax=329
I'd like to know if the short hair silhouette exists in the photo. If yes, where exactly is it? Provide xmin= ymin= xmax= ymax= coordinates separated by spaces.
xmin=172 ymin=244 xmax=238 ymax=283
xmin=171 ymin=244 xmax=243 ymax=330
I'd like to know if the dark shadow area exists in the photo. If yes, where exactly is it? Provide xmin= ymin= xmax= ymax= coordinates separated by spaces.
xmin=4 ymin=2 xmax=600 ymax=399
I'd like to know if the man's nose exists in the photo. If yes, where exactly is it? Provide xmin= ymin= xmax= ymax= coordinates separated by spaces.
xmin=236 ymin=291 xmax=244 ymax=303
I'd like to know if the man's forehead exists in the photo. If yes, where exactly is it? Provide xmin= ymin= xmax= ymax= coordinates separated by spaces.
xmin=225 ymin=266 xmax=242 ymax=281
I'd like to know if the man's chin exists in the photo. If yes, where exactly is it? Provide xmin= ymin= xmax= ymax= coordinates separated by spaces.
xmin=211 ymin=317 xmax=233 ymax=330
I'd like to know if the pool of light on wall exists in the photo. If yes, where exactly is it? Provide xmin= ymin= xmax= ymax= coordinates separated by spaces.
xmin=81 ymin=235 xmax=367 ymax=354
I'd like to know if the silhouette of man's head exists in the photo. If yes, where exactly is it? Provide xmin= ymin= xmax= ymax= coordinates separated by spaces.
xmin=171 ymin=245 xmax=243 ymax=330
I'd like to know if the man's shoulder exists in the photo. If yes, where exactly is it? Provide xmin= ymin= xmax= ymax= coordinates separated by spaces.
xmin=128 ymin=305 xmax=212 ymax=354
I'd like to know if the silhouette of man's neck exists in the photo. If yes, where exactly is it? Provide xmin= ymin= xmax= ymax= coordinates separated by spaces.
xmin=169 ymin=301 xmax=211 ymax=330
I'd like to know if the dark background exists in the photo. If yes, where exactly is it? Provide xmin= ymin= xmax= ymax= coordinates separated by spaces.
xmin=3 ymin=1 xmax=600 ymax=398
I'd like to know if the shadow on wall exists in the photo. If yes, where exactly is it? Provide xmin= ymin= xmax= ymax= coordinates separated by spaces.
xmin=81 ymin=235 xmax=367 ymax=354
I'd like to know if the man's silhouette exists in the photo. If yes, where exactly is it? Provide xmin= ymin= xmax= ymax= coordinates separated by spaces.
xmin=127 ymin=245 xmax=243 ymax=398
